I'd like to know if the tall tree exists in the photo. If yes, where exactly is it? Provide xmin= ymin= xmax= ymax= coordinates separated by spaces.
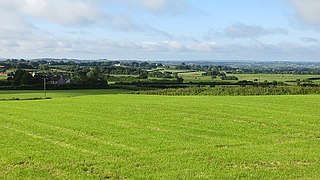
xmin=20 ymin=73 xmax=34 ymax=85
xmin=13 ymin=69 xmax=27 ymax=86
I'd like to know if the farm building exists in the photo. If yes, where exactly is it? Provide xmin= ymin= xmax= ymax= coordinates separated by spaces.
xmin=49 ymin=76 xmax=71 ymax=85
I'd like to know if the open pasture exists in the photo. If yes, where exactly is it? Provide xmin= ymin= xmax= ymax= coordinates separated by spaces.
xmin=177 ymin=72 xmax=320 ymax=83
xmin=233 ymin=74 xmax=320 ymax=83
xmin=178 ymin=71 xmax=213 ymax=82
xmin=0 ymin=93 xmax=319 ymax=178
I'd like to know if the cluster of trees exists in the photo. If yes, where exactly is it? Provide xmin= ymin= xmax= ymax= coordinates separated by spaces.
xmin=173 ymin=62 xmax=320 ymax=75
xmin=69 ymin=65 xmax=178 ymax=80
xmin=148 ymin=71 xmax=177 ymax=79
xmin=0 ymin=59 xmax=166 ymax=71
xmin=64 ymin=66 xmax=107 ymax=88
xmin=220 ymin=75 xmax=239 ymax=80
xmin=1 ymin=67 xmax=107 ymax=89
xmin=0 ymin=60 xmax=177 ymax=89
xmin=10 ymin=69 xmax=43 ymax=86
xmin=233 ymin=67 xmax=320 ymax=75
xmin=2 ymin=59 xmax=320 ymax=75
xmin=201 ymin=69 xmax=238 ymax=80
xmin=0 ymin=59 xmax=40 ymax=69
xmin=175 ymin=63 xmax=202 ymax=70
xmin=2 ymin=59 xmax=320 ymax=90
xmin=100 ymin=66 xmax=144 ymax=75
xmin=73 ymin=61 xmax=164 ymax=69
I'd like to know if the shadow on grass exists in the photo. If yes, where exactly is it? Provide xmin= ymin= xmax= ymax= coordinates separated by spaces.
xmin=0 ymin=97 xmax=52 ymax=101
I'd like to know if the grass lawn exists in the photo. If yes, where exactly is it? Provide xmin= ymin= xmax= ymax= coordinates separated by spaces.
xmin=0 ymin=93 xmax=319 ymax=178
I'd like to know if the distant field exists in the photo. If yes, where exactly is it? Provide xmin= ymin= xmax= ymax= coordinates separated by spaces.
xmin=111 ymin=74 xmax=139 ymax=77
xmin=233 ymin=74 xmax=320 ymax=83
xmin=178 ymin=72 xmax=320 ymax=84
xmin=163 ymin=69 xmax=195 ymax=73
xmin=0 ymin=94 xmax=319 ymax=178
xmin=178 ymin=71 xmax=214 ymax=82
xmin=0 ymin=76 xmax=7 ymax=80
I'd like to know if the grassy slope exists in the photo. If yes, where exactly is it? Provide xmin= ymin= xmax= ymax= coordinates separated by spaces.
xmin=0 ymin=94 xmax=319 ymax=179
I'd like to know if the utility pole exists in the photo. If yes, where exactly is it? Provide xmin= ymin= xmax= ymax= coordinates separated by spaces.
xmin=43 ymin=78 xmax=47 ymax=98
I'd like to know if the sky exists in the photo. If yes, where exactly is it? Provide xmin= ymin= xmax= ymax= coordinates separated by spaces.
xmin=1 ymin=0 xmax=320 ymax=61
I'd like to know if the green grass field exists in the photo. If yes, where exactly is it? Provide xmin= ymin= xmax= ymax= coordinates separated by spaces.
xmin=178 ymin=71 xmax=213 ymax=82
xmin=0 ymin=76 xmax=7 ymax=80
xmin=0 ymin=92 xmax=319 ymax=178
xmin=233 ymin=74 xmax=320 ymax=83
xmin=0 ymin=89 xmax=131 ymax=99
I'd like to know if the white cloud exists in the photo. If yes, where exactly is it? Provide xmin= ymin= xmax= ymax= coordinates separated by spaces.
xmin=139 ymin=40 xmax=217 ymax=53
xmin=223 ymin=23 xmax=288 ymax=38
xmin=24 ymin=0 xmax=103 ymax=25
xmin=0 ymin=0 xmax=173 ymax=47
xmin=288 ymin=0 xmax=320 ymax=25
xmin=142 ymin=0 xmax=168 ymax=11
xmin=186 ymin=41 xmax=217 ymax=52
xmin=0 ymin=0 xmax=318 ymax=61
xmin=142 ymin=41 xmax=160 ymax=52
xmin=0 ymin=0 xmax=103 ymax=26
xmin=0 ymin=0 xmax=189 ymax=36
xmin=142 ymin=0 xmax=188 ymax=14
xmin=116 ymin=0 xmax=189 ymax=14
xmin=0 ymin=0 xmax=179 ymax=59
xmin=300 ymin=37 xmax=319 ymax=43
xmin=164 ymin=41 xmax=184 ymax=51
xmin=1 ymin=32 xmax=320 ymax=61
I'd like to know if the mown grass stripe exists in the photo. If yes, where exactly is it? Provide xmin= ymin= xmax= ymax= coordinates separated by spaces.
xmin=0 ymin=123 xmax=97 ymax=155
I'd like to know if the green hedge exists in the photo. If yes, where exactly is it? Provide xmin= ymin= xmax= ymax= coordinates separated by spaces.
xmin=136 ymin=86 xmax=320 ymax=96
